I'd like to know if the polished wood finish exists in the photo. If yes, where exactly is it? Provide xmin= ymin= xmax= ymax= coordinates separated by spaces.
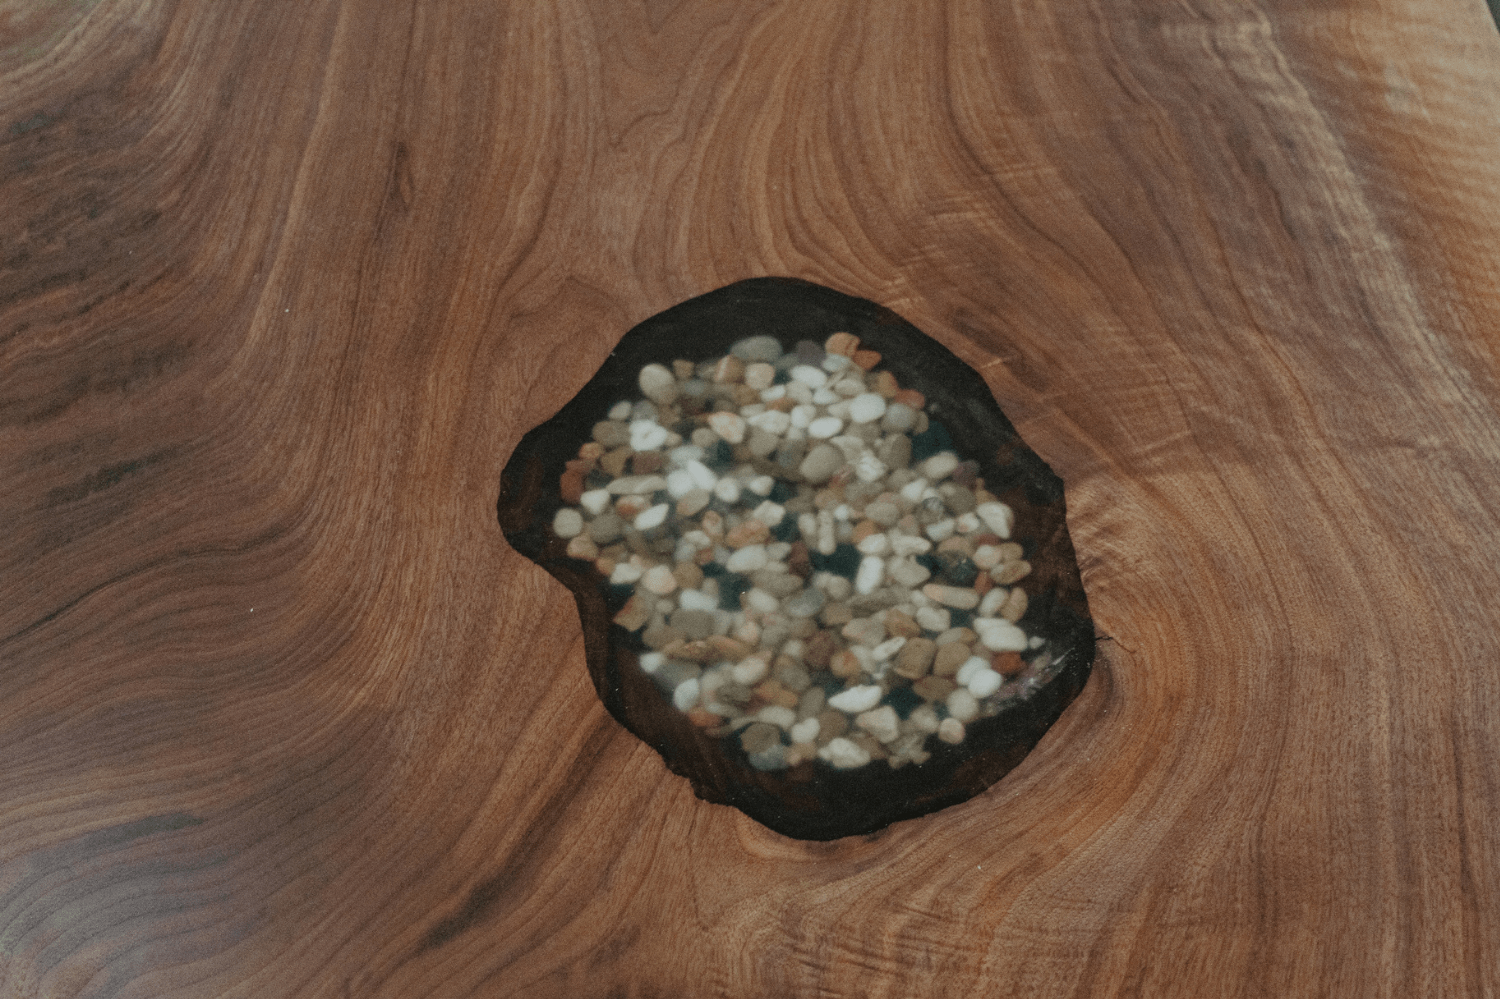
xmin=4 ymin=2 xmax=1500 ymax=995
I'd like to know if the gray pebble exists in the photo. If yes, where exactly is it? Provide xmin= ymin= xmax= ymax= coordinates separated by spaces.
xmin=794 ymin=340 xmax=825 ymax=365
xmin=593 ymin=420 xmax=631 ymax=448
xmin=783 ymin=586 xmax=826 ymax=618
xmin=797 ymin=687 xmax=827 ymax=719
xmin=655 ymin=660 xmax=701 ymax=690
xmin=847 ymin=588 xmax=903 ymax=614
xmin=589 ymin=512 xmax=625 ymax=544
xmin=799 ymin=443 xmax=845 ymax=484
xmin=748 ymin=742 xmax=789 ymax=771
xmin=775 ymin=663 xmax=812 ymax=692
xmin=877 ymin=433 xmax=912 ymax=470
xmin=747 ymin=428 xmax=780 ymax=458
xmin=882 ymin=403 xmax=917 ymax=432
xmin=864 ymin=500 xmax=901 ymax=527
xmin=944 ymin=486 xmax=976 ymax=514
xmin=752 ymin=570 xmax=805 ymax=598
xmin=669 ymin=608 xmax=716 ymax=640
xmin=741 ymin=721 xmax=782 ymax=754
xmin=730 ymin=336 xmax=784 ymax=363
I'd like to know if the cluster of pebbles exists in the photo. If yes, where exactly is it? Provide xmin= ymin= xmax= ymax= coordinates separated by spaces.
xmin=549 ymin=331 xmax=1049 ymax=771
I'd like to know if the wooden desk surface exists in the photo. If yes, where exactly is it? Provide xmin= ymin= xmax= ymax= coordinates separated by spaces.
xmin=4 ymin=2 xmax=1500 ymax=996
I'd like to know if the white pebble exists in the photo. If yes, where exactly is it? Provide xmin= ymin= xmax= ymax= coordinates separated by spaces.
xmin=684 ymin=460 xmax=717 ymax=491
xmin=848 ymin=393 xmax=887 ymax=424
xmin=978 ymin=587 xmax=1008 ymax=617
xmin=744 ymin=362 xmax=776 ymax=390
xmin=752 ymin=500 xmax=786 ymax=527
xmin=812 ymin=387 xmax=839 ymax=405
xmin=610 ymin=562 xmax=643 ymax=584
xmin=925 ymin=518 xmax=955 ymax=542
xmin=899 ymin=477 xmax=930 ymax=504
xmin=609 ymin=400 xmax=633 ymax=421
xmin=909 ymin=704 xmax=941 ymax=733
xmin=678 ymin=589 xmax=719 ymax=612
xmin=552 ymin=508 xmax=583 ymax=538
xmin=745 ymin=587 xmax=780 ymax=613
xmin=747 ymin=475 xmax=775 ymax=496
xmin=975 ymin=502 xmax=1014 ymax=538
xmin=856 ymin=532 xmax=891 ymax=556
xmin=630 ymin=420 xmax=669 ymax=451
xmin=790 ymin=717 xmax=820 ymax=744
xmin=726 ymin=544 xmax=768 ymax=573
xmin=938 ymin=717 xmax=966 ymax=744
xmin=828 ymin=685 xmax=883 ymax=713
xmin=882 ymin=402 xmax=917 ymax=430
xmin=634 ymin=503 xmax=670 ymax=531
xmin=871 ymin=636 xmax=907 ymax=661
xmin=821 ymin=353 xmax=852 ymax=372
xmin=890 ymin=534 xmax=933 ymax=556
xmin=974 ymin=617 xmax=1029 ymax=652
xmin=757 ymin=705 xmax=797 ymax=729
xmin=642 ymin=564 xmax=677 ymax=595
xmin=920 ymin=451 xmax=960 ymax=481
xmin=748 ymin=410 xmax=790 ymax=435
xmin=853 ymin=453 xmax=888 ymax=483
xmin=714 ymin=477 xmax=742 ymax=504
xmin=666 ymin=470 xmax=696 ymax=498
xmin=915 ymin=606 xmax=950 ymax=632
xmin=855 ymin=705 xmax=901 ymax=743
xmin=973 ymin=545 xmax=1003 ymax=570
xmin=732 ymin=655 xmax=770 ymax=685
xmin=790 ymin=365 xmax=828 ymax=388
xmin=798 ymin=513 xmax=819 ymax=542
xmin=639 ymin=651 xmax=665 ymax=674
xmin=946 ymin=688 xmax=979 ymax=723
xmin=955 ymin=655 xmax=989 ymax=686
xmin=606 ymin=474 xmax=668 ymax=495
xmin=580 ymin=489 xmax=611 ymax=516
xmin=669 ymin=444 xmax=704 ymax=466
xmin=854 ymin=555 xmax=886 ymax=595
xmin=760 ymin=384 xmax=787 ymax=401
xmin=808 ymin=416 xmax=844 ymax=439
xmin=672 ymin=677 xmax=700 ymax=711
xmin=707 ymin=412 xmax=746 ymax=444
xmin=819 ymin=737 xmax=871 ymax=769
xmin=967 ymin=668 xmax=1003 ymax=698
xmin=790 ymin=404 xmax=817 ymax=429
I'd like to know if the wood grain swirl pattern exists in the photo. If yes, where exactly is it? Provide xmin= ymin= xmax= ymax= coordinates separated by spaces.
xmin=3 ymin=0 xmax=1500 ymax=996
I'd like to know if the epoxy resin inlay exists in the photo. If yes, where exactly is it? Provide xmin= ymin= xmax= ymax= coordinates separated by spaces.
xmin=551 ymin=332 xmax=1042 ymax=772
xmin=499 ymin=278 xmax=1094 ymax=841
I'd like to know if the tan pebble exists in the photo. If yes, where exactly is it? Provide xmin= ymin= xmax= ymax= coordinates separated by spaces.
xmin=615 ymin=496 xmax=648 ymax=520
xmin=922 ymin=583 xmax=980 ymax=610
xmin=734 ymin=618 xmax=760 ymax=646
xmin=677 ymin=490 xmax=711 ymax=517
xmin=744 ymin=362 xmax=776 ymax=390
xmin=725 ymin=519 xmax=771 ymax=548
xmin=707 ymin=411 xmax=746 ymax=444
xmin=733 ymin=385 xmax=761 ymax=407
xmin=893 ymin=388 xmax=926 ymax=409
xmin=712 ymin=355 xmax=746 ymax=384
xmin=578 ymin=441 xmax=605 ymax=460
xmin=672 ymin=359 xmax=696 ymax=379
xmin=790 ymin=618 xmax=818 ymax=639
xmin=829 ymin=649 xmax=863 ymax=679
xmin=894 ymin=637 xmax=937 ymax=679
xmin=852 ymin=349 xmax=881 ymax=370
xmin=699 ymin=510 xmax=724 ymax=538
xmin=631 ymin=451 xmax=665 ymax=475
xmin=851 ymin=732 xmax=887 ymax=760
xmin=768 ymin=396 xmax=796 ymax=412
xmin=1000 ymin=588 xmax=1028 ymax=622
xmin=599 ymin=447 xmax=633 ymax=478
xmin=687 ymin=708 xmax=724 ymax=728
xmin=936 ymin=627 xmax=978 ymax=646
xmin=594 ymin=556 xmax=617 ymax=576
xmin=994 ymin=651 xmax=1027 ymax=677
xmin=642 ymin=625 xmax=683 ymax=650
xmin=933 ymin=642 xmax=971 ymax=677
xmin=936 ymin=535 xmax=976 ymax=556
xmin=820 ymin=603 xmax=854 ymax=627
xmin=559 ymin=469 xmax=585 ymax=504
xmin=994 ymin=560 xmax=1032 ymax=585
xmin=566 ymin=535 xmax=599 ymax=560
xmin=937 ymin=717 xmax=965 ymax=745
xmin=817 ymin=710 xmax=850 ymax=743
xmin=613 ymin=595 xmax=651 ymax=631
xmin=851 ymin=519 xmax=881 ymax=544
xmin=785 ymin=743 xmax=817 ymax=766
xmin=755 ymin=680 xmax=801 ymax=709
xmin=913 ymin=675 xmax=957 ymax=701
xmin=974 ymin=573 xmax=993 ymax=596
xmin=883 ymin=609 xmax=922 ymax=638
xmin=872 ymin=371 xmax=900 ymax=398
xmin=710 ymin=636 xmax=753 ymax=661
xmin=825 ymin=331 xmax=860 ymax=357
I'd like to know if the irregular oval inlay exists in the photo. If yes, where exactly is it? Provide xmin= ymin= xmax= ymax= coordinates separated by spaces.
xmin=499 ymin=277 xmax=1094 ymax=840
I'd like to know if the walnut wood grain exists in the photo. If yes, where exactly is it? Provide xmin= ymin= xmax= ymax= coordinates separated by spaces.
xmin=4 ymin=1 xmax=1500 ymax=996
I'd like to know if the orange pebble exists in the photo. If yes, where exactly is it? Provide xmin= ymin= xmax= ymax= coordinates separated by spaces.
xmin=873 ymin=371 xmax=899 ymax=398
xmin=687 ymin=708 xmax=724 ymax=728
xmin=579 ymin=441 xmax=605 ymax=460
xmin=852 ymin=349 xmax=882 ymax=370
xmin=974 ymin=573 xmax=993 ymax=596
xmin=559 ymin=468 xmax=585 ymax=504
xmin=994 ymin=651 xmax=1026 ymax=677
xmin=850 ymin=519 xmax=881 ymax=544
xmin=894 ymin=388 xmax=926 ymax=409
xmin=824 ymin=331 xmax=860 ymax=357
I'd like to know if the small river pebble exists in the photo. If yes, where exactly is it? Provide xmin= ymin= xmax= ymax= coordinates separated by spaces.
xmin=549 ymin=330 xmax=1046 ymax=771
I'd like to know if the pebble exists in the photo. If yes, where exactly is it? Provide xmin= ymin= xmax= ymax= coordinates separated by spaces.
xmin=726 ymin=544 xmax=768 ymax=573
xmin=673 ymin=677 xmax=700 ymax=711
xmin=790 ymin=717 xmax=821 ymax=743
xmin=783 ymin=587 xmax=826 ymax=618
xmin=552 ymin=508 xmax=583 ymax=538
xmin=677 ymin=490 xmax=711 ymax=517
xmin=732 ymin=655 xmax=770 ymax=685
xmin=630 ymin=420 xmax=669 ymax=451
xmin=799 ymin=443 xmax=845 ymax=484
xmin=731 ymin=335 xmax=783 ymax=362
xmin=946 ymin=688 xmax=979 ymax=723
xmin=634 ymin=504 xmax=670 ymax=531
xmin=975 ymin=501 xmax=1015 ymax=538
xmin=819 ymin=737 xmax=871 ymax=769
xmin=932 ymin=642 xmax=971 ymax=676
xmin=967 ymin=668 xmax=1003 ymax=698
xmin=974 ymin=617 xmax=1029 ymax=652
xmin=707 ymin=411 xmax=746 ymax=444
xmin=642 ymin=564 xmax=678 ymax=595
xmin=758 ymin=704 xmax=798 ymax=729
xmin=881 ymin=403 xmax=917 ymax=431
xmin=894 ymin=637 xmax=936 ymax=679
xmin=808 ymin=415 xmax=844 ymax=439
xmin=920 ymin=452 xmax=960 ymax=481
xmin=606 ymin=474 xmax=668 ymax=495
xmin=744 ymin=362 xmax=777 ymax=389
xmin=741 ymin=721 xmax=781 ymax=754
xmin=638 ymin=363 xmax=678 ymax=404
xmin=922 ymin=583 xmax=980 ymax=609
xmin=790 ymin=364 xmax=829 ymax=388
xmin=915 ymin=606 xmax=951 ymax=633
xmin=994 ymin=560 xmax=1032 ymax=585
xmin=848 ymin=393 xmax=887 ymax=424
xmin=955 ymin=655 xmax=989 ymax=687
xmin=855 ymin=705 xmax=901 ymax=743
xmin=828 ymin=685 xmax=883 ymax=713
xmin=937 ymin=717 xmax=966 ymax=744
